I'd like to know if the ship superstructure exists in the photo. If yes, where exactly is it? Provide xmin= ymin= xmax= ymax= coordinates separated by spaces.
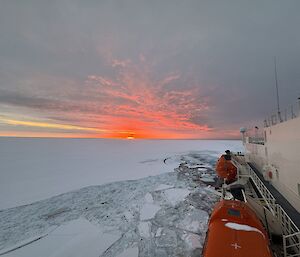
xmin=203 ymin=102 xmax=300 ymax=257
xmin=242 ymin=104 xmax=300 ymax=213
xmin=237 ymin=102 xmax=300 ymax=257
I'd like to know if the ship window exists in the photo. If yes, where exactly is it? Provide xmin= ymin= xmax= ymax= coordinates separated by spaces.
xmin=227 ymin=208 xmax=241 ymax=217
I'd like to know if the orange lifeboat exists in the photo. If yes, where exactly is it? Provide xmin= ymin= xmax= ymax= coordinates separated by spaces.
xmin=203 ymin=200 xmax=273 ymax=257
xmin=216 ymin=151 xmax=237 ymax=183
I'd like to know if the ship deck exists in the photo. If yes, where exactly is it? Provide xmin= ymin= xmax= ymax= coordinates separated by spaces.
xmin=248 ymin=162 xmax=300 ymax=229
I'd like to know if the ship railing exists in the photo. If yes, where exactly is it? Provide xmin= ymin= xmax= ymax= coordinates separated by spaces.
xmin=232 ymin=158 xmax=276 ymax=213
xmin=246 ymin=163 xmax=300 ymax=256
xmin=283 ymin=232 xmax=300 ymax=257
xmin=232 ymin=157 xmax=300 ymax=257
xmin=276 ymin=204 xmax=300 ymax=257
xmin=247 ymin=164 xmax=277 ymax=214
xmin=264 ymin=100 xmax=300 ymax=128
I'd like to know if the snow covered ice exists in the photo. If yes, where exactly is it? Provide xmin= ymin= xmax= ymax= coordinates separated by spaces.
xmin=0 ymin=172 xmax=217 ymax=257
xmin=0 ymin=139 xmax=242 ymax=257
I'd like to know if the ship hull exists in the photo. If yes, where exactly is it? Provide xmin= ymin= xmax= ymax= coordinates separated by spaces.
xmin=244 ymin=116 xmax=300 ymax=213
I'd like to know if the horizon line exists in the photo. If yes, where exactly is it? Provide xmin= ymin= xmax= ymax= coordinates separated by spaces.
xmin=0 ymin=135 xmax=241 ymax=140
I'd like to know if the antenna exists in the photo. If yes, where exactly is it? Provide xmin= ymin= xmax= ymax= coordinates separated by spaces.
xmin=274 ymin=57 xmax=282 ymax=122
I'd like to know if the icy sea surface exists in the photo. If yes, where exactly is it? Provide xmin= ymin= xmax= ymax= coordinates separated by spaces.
xmin=0 ymin=139 xmax=243 ymax=257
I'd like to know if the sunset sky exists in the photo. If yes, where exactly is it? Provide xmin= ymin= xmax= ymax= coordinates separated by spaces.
xmin=0 ymin=1 xmax=300 ymax=139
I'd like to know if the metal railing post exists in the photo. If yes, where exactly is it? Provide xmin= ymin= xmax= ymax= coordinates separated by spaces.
xmin=283 ymin=235 xmax=287 ymax=257
xmin=249 ymin=165 xmax=300 ymax=256
xmin=265 ymin=100 xmax=300 ymax=127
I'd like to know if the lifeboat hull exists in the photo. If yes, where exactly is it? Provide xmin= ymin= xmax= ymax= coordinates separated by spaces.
xmin=203 ymin=200 xmax=273 ymax=257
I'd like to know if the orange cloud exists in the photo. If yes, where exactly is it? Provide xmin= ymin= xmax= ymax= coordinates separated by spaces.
xmin=0 ymin=117 xmax=107 ymax=133
xmin=0 ymin=57 xmax=240 ymax=139
xmin=0 ymin=131 xmax=94 ymax=138
xmin=79 ymin=59 xmax=213 ymax=138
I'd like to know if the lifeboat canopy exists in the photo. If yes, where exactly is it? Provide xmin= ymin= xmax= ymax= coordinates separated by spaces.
xmin=203 ymin=200 xmax=273 ymax=257
xmin=216 ymin=150 xmax=237 ymax=183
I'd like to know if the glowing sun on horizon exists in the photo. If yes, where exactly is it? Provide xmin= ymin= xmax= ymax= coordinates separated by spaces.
xmin=126 ymin=133 xmax=135 ymax=139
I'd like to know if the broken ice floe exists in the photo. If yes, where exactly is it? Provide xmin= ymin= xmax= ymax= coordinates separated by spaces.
xmin=0 ymin=151 xmax=219 ymax=257
xmin=154 ymin=184 xmax=173 ymax=191
xmin=1 ymin=218 xmax=121 ymax=257
xmin=140 ymin=203 xmax=161 ymax=220
xmin=161 ymin=188 xmax=191 ymax=206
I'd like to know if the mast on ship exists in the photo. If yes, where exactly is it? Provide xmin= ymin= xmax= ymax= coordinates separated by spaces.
xmin=274 ymin=57 xmax=283 ymax=123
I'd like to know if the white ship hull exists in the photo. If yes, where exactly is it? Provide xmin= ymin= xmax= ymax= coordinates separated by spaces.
xmin=244 ymin=116 xmax=300 ymax=213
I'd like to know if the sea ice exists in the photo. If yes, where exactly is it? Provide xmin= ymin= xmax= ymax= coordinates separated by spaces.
xmin=1 ymin=218 xmax=120 ymax=257
xmin=138 ymin=222 xmax=152 ymax=238
xmin=154 ymin=184 xmax=174 ymax=191
xmin=200 ymin=177 xmax=215 ymax=183
xmin=155 ymin=228 xmax=177 ymax=247
xmin=176 ymin=209 xmax=209 ymax=233
xmin=155 ymin=227 xmax=163 ymax=237
xmin=0 ymin=138 xmax=243 ymax=209
xmin=0 ymin=145 xmax=232 ymax=257
xmin=140 ymin=203 xmax=161 ymax=220
xmin=115 ymin=247 xmax=138 ymax=257
xmin=181 ymin=232 xmax=202 ymax=249
xmin=162 ymin=188 xmax=190 ymax=206
xmin=144 ymin=193 xmax=154 ymax=203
